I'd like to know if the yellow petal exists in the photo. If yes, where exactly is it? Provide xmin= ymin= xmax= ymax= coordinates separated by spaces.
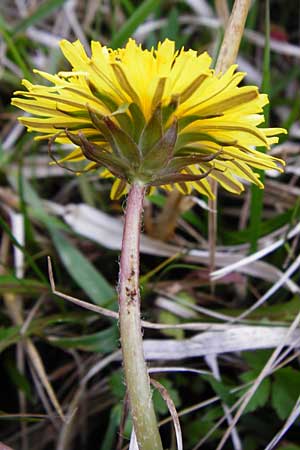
xmin=110 ymin=178 xmax=128 ymax=199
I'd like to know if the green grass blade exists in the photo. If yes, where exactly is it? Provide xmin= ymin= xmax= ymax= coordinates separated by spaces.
xmin=0 ymin=16 xmax=32 ymax=80
xmin=7 ymin=174 xmax=114 ymax=304
xmin=0 ymin=215 xmax=46 ymax=282
xmin=100 ymin=407 xmax=121 ymax=450
xmin=160 ymin=7 xmax=179 ymax=41
xmin=50 ymin=228 xmax=115 ymax=306
xmin=110 ymin=0 xmax=160 ymax=48
xmin=0 ymin=275 xmax=47 ymax=295
xmin=49 ymin=326 xmax=118 ymax=352
xmin=120 ymin=0 xmax=135 ymax=15
xmin=223 ymin=204 xmax=300 ymax=245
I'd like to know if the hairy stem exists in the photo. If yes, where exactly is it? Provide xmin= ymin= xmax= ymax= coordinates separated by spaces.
xmin=119 ymin=182 xmax=163 ymax=450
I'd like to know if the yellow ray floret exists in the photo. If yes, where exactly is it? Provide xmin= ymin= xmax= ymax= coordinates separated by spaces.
xmin=11 ymin=38 xmax=286 ymax=199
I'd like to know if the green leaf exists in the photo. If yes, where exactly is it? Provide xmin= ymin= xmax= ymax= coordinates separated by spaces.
xmin=0 ymin=275 xmax=47 ymax=296
xmin=271 ymin=367 xmax=300 ymax=420
xmin=0 ymin=326 xmax=20 ymax=353
xmin=100 ymin=405 xmax=121 ymax=450
xmin=8 ymin=172 xmax=69 ymax=233
xmin=158 ymin=311 xmax=184 ymax=339
xmin=152 ymin=378 xmax=181 ymax=415
xmin=109 ymin=370 xmax=126 ymax=400
xmin=4 ymin=357 xmax=32 ymax=399
xmin=49 ymin=326 xmax=118 ymax=352
xmin=223 ymin=205 xmax=300 ymax=245
xmin=153 ymin=378 xmax=181 ymax=415
xmin=159 ymin=7 xmax=180 ymax=42
xmin=0 ymin=314 xmax=90 ymax=353
xmin=215 ymin=296 xmax=300 ymax=322
xmin=120 ymin=0 xmax=134 ymax=14
xmin=7 ymin=175 xmax=115 ymax=306
xmin=280 ymin=446 xmax=300 ymax=450
xmin=242 ymin=350 xmax=272 ymax=371
xmin=203 ymin=375 xmax=235 ymax=406
xmin=49 ymin=228 xmax=115 ymax=306
xmin=239 ymin=370 xmax=271 ymax=413
xmin=185 ymin=407 xmax=223 ymax=443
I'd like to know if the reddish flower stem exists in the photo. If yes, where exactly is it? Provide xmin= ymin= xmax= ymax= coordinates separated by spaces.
xmin=118 ymin=182 xmax=163 ymax=450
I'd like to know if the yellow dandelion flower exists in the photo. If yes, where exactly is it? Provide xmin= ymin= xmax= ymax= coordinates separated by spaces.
xmin=12 ymin=38 xmax=286 ymax=199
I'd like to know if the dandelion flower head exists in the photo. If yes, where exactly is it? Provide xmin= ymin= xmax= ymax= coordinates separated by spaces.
xmin=12 ymin=38 xmax=286 ymax=199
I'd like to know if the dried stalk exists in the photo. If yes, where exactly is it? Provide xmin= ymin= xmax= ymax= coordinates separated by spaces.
xmin=209 ymin=0 xmax=252 ymax=274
